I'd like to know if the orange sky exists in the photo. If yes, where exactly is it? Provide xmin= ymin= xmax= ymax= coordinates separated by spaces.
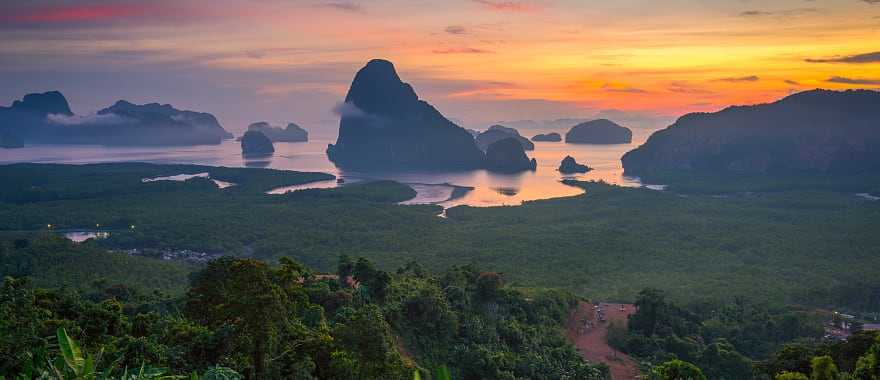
xmin=1 ymin=0 xmax=879 ymax=132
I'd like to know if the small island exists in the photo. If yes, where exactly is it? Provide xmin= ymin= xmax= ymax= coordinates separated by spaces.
xmin=565 ymin=119 xmax=632 ymax=144
xmin=558 ymin=155 xmax=592 ymax=174
xmin=476 ymin=125 xmax=534 ymax=151
xmin=240 ymin=130 xmax=275 ymax=156
xmin=532 ymin=132 xmax=562 ymax=142
xmin=485 ymin=138 xmax=537 ymax=173
xmin=240 ymin=121 xmax=308 ymax=142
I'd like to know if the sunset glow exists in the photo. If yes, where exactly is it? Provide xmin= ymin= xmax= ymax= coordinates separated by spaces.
xmin=1 ymin=0 xmax=879 ymax=131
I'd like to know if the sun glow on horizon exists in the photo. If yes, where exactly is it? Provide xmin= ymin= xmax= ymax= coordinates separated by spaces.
xmin=1 ymin=0 xmax=878 ymax=130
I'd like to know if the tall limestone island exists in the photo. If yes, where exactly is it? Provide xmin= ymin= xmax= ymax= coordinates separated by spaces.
xmin=327 ymin=59 xmax=485 ymax=170
xmin=622 ymin=89 xmax=880 ymax=176
xmin=485 ymin=138 xmax=537 ymax=173
xmin=565 ymin=119 xmax=632 ymax=144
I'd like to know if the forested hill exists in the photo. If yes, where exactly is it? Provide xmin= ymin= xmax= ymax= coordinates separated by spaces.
xmin=0 ymin=238 xmax=608 ymax=379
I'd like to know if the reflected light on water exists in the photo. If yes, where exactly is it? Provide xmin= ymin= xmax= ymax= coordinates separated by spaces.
xmin=1 ymin=133 xmax=651 ymax=207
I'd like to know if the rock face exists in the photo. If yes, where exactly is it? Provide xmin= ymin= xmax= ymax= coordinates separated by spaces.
xmin=476 ymin=125 xmax=534 ymax=151
xmin=485 ymin=138 xmax=537 ymax=173
xmin=240 ymin=131 xmax=275 ymax=156
xmin=326 ymin=59 xmax=485 ymax=170
xmin=243 ymin=121 xmax=308 ymax=142
xmin=558 ymin=156 xmax=591 ymax=174
xmin=622 ymin=89 xmax=880 ymax=175
xmin=532 ymin=132 xmax=562 ymax=142
xmin=565 ymin=119 xmax=632 ymax=144
xmin=0 ymin=91 xmax=233 ymax=146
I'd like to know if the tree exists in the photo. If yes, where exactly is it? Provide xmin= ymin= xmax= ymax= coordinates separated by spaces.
xmin=186 ymin=258 xmax=286 ymax=379
xmin=606 ymin=320 xmax=628 ymax=356
xmin=475 ymin=272 xmax=504 ymax=300
xmin=777 ymin=372 xmax=810 ymax=380
xmin=698 ymin=339 xmax=754 ymax=380
xmin=810 ymin=355 xmax=840 ymax=380
xmin=650 ymin=359 xmax=708 ymax=380
xmin=852 ymin=336 xmax=879 ymax=380
xmin=630 ymin=288 xmax=669 ymax=336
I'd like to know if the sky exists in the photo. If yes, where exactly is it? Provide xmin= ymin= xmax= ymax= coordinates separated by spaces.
xmin=1 ymin=0 xmax=879 ymax=136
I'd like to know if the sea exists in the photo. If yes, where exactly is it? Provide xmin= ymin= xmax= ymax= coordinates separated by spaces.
xmin=0 ymin=129 xmax=662 ymax=208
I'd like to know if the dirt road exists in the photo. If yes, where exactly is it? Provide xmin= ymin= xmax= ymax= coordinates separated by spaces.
xmin=566 ymin=301 xmax=640 ymax=380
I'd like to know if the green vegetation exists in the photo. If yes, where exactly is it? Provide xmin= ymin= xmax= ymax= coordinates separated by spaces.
xmin=631 ymin=171 xmax=880 ymax=195
xmin=1 ymin=163 xmax=879 ymax=309
xmin=611 ymin=289 xmax=824 ymax=379
xmin=0 ymin=234 xmax=192 ymax=295
xmin=0 ymin=247 xmax=607 ymax=379
xmin=621 ymin=289 xmax=880 ymax=379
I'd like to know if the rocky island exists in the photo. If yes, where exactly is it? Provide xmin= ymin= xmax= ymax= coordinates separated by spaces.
xmin=622 ymin=89 xmax=880 ymax=176
xmin=0 ymin=91 xmax=233 ymax=146
xmin=532 ymin=132 xmax=562 ymax=142
xmin=476 ymin=125 xmax=535 ymax=151
xmin=558 ymin=156 xmax=592 ymax=174
xmin=326 ymin=59 xmax=485 ymax=170
xmin=485 ymin=138 xmax=537 ymax=173
xmin=240 ymin=130 xmax=275 ymax=156
xmin=565 ymin=119 xmax=632 ymax=144
xmin=240 ymin=121 xmax=308 ymax=142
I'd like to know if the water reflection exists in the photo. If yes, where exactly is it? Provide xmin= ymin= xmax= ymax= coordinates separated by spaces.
xmin=243 ymin=155 xmax=272 ymax=168
xmin=63 ymin=231 xmax=110 ymax=243
xmin=1 ymin=133 xmax=653 ymax=207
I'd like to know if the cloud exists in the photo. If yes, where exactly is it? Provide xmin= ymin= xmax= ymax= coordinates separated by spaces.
xmin=47 ymin=113 xmax=130 ymax=126
xmin=738 ymin=8 xmax=819 ymax=18
xmin=862 ymin=0 xmax=880 ymax=4
xmin=667 ymin=82 xmax=716 ymax=95
xmin=826 ymin=76 xmax=880 ymax=85
xmin=740 ymin=10 xmax=773 ymax=16
xmin=602 ymin=83 xmax=647 ymax=94
xmin=0 ymin=2 xmax=189 ymax=27
xmin=805 ymin=51 xmax=880 ymax=63
xmin=784 ymin=79 xmax=800 ymax=85
xmin=319 ymin=1 xmax=364 ymax=13
xmin=432 ymin=47 xmax=494 ymax=54
xmin=445 ymin=25 xmax=467 ymax=35
xmin=332 ymin=102 xmax=367 ymax=118
xmin=716 ymin=75 xmax=761 ymax=82
xmin=471 ymin=0 xmax=536 ymax=12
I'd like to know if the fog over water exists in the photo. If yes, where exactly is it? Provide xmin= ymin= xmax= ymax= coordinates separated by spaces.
xmin=1 ymin=128 xmax=660 ymax=207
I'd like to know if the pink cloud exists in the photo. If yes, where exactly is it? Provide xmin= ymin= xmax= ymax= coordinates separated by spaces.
xmin=7 ymin=4 xmax=154 ymax=22
xmin=471 ymin=0 xmax=538 ymax=12
xmin=433 ymin=47 xmax=494 ymax=54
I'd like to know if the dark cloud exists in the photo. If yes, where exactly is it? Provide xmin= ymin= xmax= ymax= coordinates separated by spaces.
xmin=805 ymin=51 xmax=880 ymax=63
xmin=784 ymin=79 xmax=800 ymax=85
xmin=445 ymin=25 xmax=467 ymax=35
xmin=716 ymin=75 xmax=760 ymax=82
xmin=827 ymin=76 xmax=880 ymax=85
xmin=319 ymin=1 xmax=363 ymax=13
xmin=432 ymin=47 xmax=494 ymax=54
